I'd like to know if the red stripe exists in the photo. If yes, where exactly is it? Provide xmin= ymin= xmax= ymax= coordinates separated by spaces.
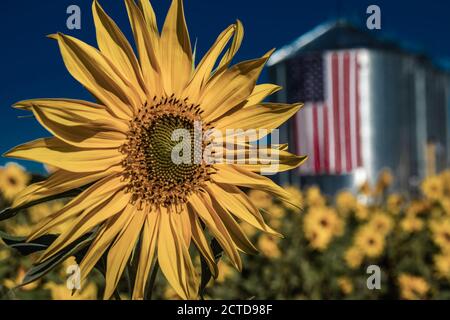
xmin=313 ymin=105 xmax=321 ymax=174
xmin=355 ymin=54 xmax=362 ymax=166
xmin=332 ymin=53 xmax=341 ymax=174
xmin=343 ymin=52 xmax=352 ymax=172
xmin=323 ymin=105 xmax=330 ymax=174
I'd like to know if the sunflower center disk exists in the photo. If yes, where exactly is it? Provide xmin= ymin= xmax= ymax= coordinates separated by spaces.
xmin=146 ymin=115 xmax=198 ymax=182
xmin=121 ymin=96 xmax=213 ymax=209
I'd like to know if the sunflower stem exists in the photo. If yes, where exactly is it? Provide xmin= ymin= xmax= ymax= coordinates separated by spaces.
xmin=145 ymin=262 xmax=159 ymax=300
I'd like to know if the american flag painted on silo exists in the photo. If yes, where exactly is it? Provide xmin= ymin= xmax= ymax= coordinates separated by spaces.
xmin=287 ymin=51 xmax=363 ymax=175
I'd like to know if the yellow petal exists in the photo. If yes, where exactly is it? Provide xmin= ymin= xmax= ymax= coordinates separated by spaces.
xmin=4 ymin=138 xmax=124 ymax=173
xmin=212 ymin=164 xmax=301 ymax=209
xmin=215 ymin=103 xmax=303 ymax=141
xmin=14 ymin=99 xmax=127 ymax=149
xmin=14 ymin=98 xmax=129 ymax=132
xmin=243 ymin=84 xmax=282 ymax=108
xmin=158 ymin=206 xmax=197 ymax=300
xmin=205 ymin=182 xmax=280 ymax=236
xmin=132 ymin=210 xmax=160 ymax=299
xmin=50 ymin=33 xmax=134 ymax=120
xmin=188 ymin=193 xmax=241 ymax=270
xmin=28 ymin=174 xmax=125 ymax=243
xmin=79 ymin=206 xmax=134 ymax=282
xmin=160 ymin=0 xmax=192 ymax=95
xmin=217 ymin=20 xmax=244 ymax=70
xmin=183 ymin=24 xmax=235 ymax=99
xmin=39 ymin=189 xmax=131 ymax=262
xmin=125 ymin=0 xmax=162 ymax=96
xmin=207 ymin=191 xmax=258 ymax=255
xmin=201 ymin=52 xmax=273 ymax=122
xmin=137 ymin=0 xmax=158 ymax=37
xmin=104 ymin=208 xmax=146 ymax=299
xmin=12 ymin=166 xmax=121 ymax=209
xmin=179 ymin=205 xmax=192 ymax=247
xmin=188 ymin=211 xmax=218 ymax=278
xmin=93 ymin=0 xmax=147 ymax=109
xmin=216 ymin=146 xmax=307 ymax=174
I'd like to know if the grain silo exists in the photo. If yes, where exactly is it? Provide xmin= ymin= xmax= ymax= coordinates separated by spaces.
xmin=268 ymin=20 xmax=450 ymax=195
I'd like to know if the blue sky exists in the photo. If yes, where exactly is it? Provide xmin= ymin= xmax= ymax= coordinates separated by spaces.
xmin=1 ymin=0 xmax=450 ymax=173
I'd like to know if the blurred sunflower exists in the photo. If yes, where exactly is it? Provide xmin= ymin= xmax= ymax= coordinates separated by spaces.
xmin=257 ymin=234 xmax=281 ymax=259
xmin=354 ymin=226 xmax=385 ymax=258
xmin=354 ymin=203 xmax=370 ymax=221
xmin=215 ymin=259 xmax=236 ymax=283
xmin=374 ymin=169 xmax=393 ymax=195
xmin=4 ymin=0 xmax=305 ymax=299
xmin=368 ymin=211 xmax=393 ymax=236
xmin=305 ymin=186 xmax=326 ymax=207
xmin=398 ymin=274 xmax=429 ymax=300
xmin=400 ymin=215 xmax=424 ymax=233
xmin=3 ymin=267 xmax=40 ymax=291
xmin=0 ymin=163 xmax=30 ymax=202
xmin=303 ymin=206 xmax=343 ymax=251
xmin=28 ymin=200 xmax=65 ymax=224
xmin=248 ymin=190 xmax=273 ymax=211
xmin=386 ymin=193 xmax=403 ymax=215
xmin=282 ymin=185 xmax=303 ymax=212
xmin=344 ymin=246 xmax=364 ymax=269
xmin=0 ymin=245 xmax=10 ymax=262
xmin=357 ymin=181 xmax=372 ymax=197
xmin=337 ymin=276 xmax=353 ymax=295
xmin=335 ymin=191 xmax=357 ymax=216
xmin=421 ymin=176 xmax=444 ymax=201
xmin=434 ymin=253 xmax=450 ymax=280
xmin=45 ymin=282 xmax=98 ymax=300
xmin=429 ymin=218 xmax=450 ymax=252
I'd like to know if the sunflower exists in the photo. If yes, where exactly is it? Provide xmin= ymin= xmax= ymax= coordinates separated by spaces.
xmin=421 ymin=175 xmax=444 ymax=201
xmin=344 ymin=246 xmax=364 ymax=269
xmin=3 ymin=0 xmax=304 ymax=300
xmin=303 ymin=206 xmax=343 ymax=251
xmin=400 ymin=215 xmax=424 ymax=233
xmin=374 ymin=169 xmax=393 ymax=195
xmin=337 ymin=276 xmax=353 ymax=295
xmin=257 ymin=234 xmax=281 ymax=259
xmin=386 ymin=193 xmax=403 ymax=215
xmin=0 ymin=162 xmax=30 ymax=202
xmin=368 ymin=211 xmax=393 ymax=236
xmin=3 ymin=267 xmax=40 ymax=292
xmin=335 ymin=191 xmax=357 ymax=216
xmin=429 ymin=218 xmax=450 ymax=253
xmin=354 ymin=225 xmax=385 ymax=258
xmin=305 ymin=186 xmax=326 ymax=207
xmin=398 ymin=274 xmax=429 ymax=300
xmin=434 ymin=253 xmax=450 ymax=280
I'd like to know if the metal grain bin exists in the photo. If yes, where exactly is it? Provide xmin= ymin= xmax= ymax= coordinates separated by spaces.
xmin=268 ymin=20 xmax=450 ymax=195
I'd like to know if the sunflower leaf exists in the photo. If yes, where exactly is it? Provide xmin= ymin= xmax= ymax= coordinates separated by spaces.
xmin=0 ymin=231 xmax=57 ymax=256
xmin=0 ymin=186 xmax=89 ymax=222
xmin=20 ymin=232 xmax=97 ymax=287
xmin=198 ymin=238 xmax=223 ymax=299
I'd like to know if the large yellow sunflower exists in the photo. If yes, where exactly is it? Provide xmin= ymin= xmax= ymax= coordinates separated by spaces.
xmin=3 ymin=0 xmax=305 ymax=299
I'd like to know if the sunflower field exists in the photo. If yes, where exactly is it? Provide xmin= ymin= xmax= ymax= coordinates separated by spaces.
xmin=1 ymin=161 xmax=450 ymax=300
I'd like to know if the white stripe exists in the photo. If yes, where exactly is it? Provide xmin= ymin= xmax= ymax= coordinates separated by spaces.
xmin=325 ymin=52 xmax=335 ymax=172
xmin=317 ymin=105 xmax=325 ymax=174
xmin=338 ymin=52 xmax=346 ymax=173
xmin=350 ymin=51 xmax=358 ymax=170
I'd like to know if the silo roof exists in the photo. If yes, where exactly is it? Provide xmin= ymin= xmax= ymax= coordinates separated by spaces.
xmin=267 ymin=19 xmax=430 ymax=67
